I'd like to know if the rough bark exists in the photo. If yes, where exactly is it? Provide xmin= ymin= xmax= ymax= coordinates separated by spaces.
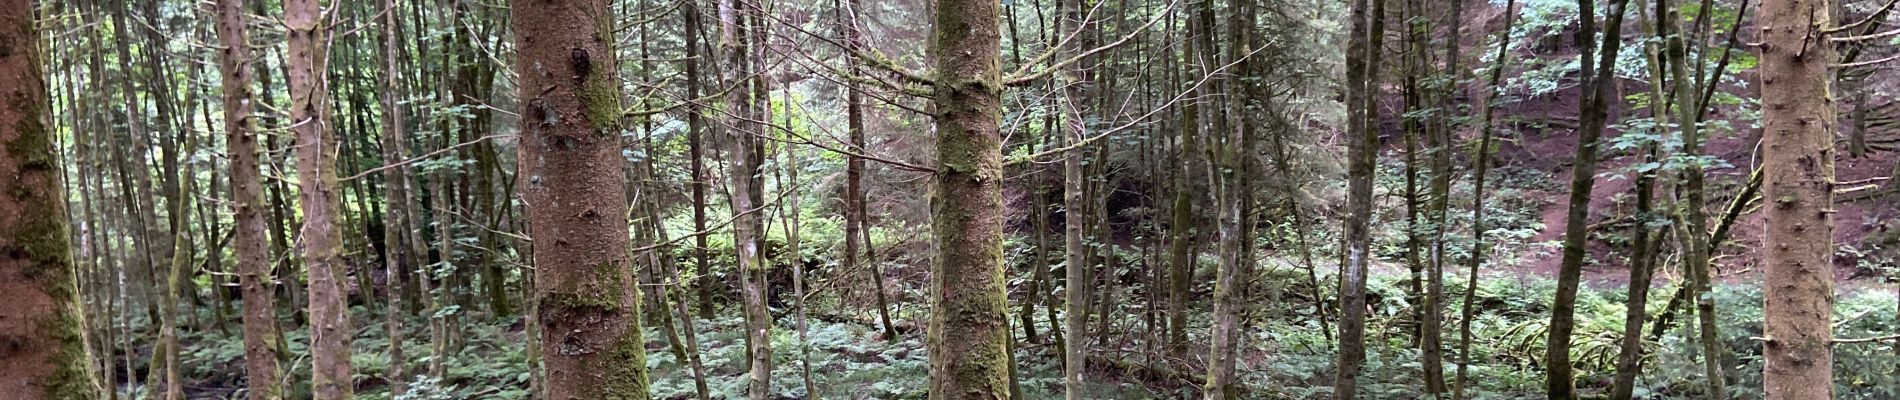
xmin=285 ymin=0 xmax=355 ymax=397
xmin=1758 ymin=0 xmax=1837 ymax=397
xmin=925 ymin=0 xmax=1015 ymax=397
xmin=511 ymin=0 xmax=652 ymax=397
xmin=0 ymin=1 xmax=101 ymax=396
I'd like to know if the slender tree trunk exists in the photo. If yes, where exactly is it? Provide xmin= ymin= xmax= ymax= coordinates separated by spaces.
xmin=0 ymin=2 xmax=101 ymax=395
xmin=1544 ymin=0 xmax=1628 ymax=397
xmin=512 ymin=0 xmax=653 ymax=397
xmin=1059 ymin=0 xmax=1097 ymax=394
xmin=376 ymin=0 xmax=412 ymax=393
xmin=1758 ymin=0 xmax=1837 ymax=397
xmin=840 ymin=0 xmax=898 ymax=341
xmin=1659 ymin=0 xmax=1727 ymax=395
xmin=1422 ymin=0 xmax=1465 ymax=393
xmin=1454 ymin=3 xmax=1516 ymax=399
xmin=925 ymin=0 xmax=1014 ymax=397
xmin=1335 ymin=0 xmax=1383 ymax=396
xmin=215 ymin=0 xmax=282 ymax=396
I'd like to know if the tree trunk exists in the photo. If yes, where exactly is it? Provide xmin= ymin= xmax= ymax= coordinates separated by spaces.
xmin=925 ymin=0 xmax=1014 ymax=397
xmin=215 ymin=0 xmax=282 ymax=396
xmin=0 ymin=2 xmax=101 ymax=396
xmin=1455 ymin=2 xmax=1516 ymax=398
xmin=1544 ymin=0 xmax=1628 ymax=397
xmin=1059 ymin=0 xmax=1097 ymax=396
xmin=512 ymin=0 xmax=653 ymax=398
xmin=286 ymin=0 xmax=355 ymax=397
xmin=376 ymin=0 xmax=413 ymax=394
xmin=722 ymin=0 xmax=773 ymax=397
xmin=1660 ymin=0 xmax=1726 ymax=395
xmin=840 ymin=0 xmax=898 ymax=341
xmin=1423 ymin=0 xmax=1464 ymax=393
xmin=1335 ymin=0 xmax=1383 ymax=396
xmin=1758 ymin=0 xmax=1837 ymax=396
xmin=1609 ymin=3 xmax=1669 ymax=399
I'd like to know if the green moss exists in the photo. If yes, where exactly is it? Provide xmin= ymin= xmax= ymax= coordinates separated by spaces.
xmin=38 ymin=310 xmax=98 ymax=400
xmin=579 ymin=72 xmax=624 ymax=135
xmin=595 ymin=328 xmax=651 ymax=399
xmin=544 ymin=262 xmax=628 ymax=311
xmin=8 ymin=107 xmax=54 ymax=171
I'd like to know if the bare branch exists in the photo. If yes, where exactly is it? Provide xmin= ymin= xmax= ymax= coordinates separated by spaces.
xmin=1003 ymin=0 xmax=1179 ymax=86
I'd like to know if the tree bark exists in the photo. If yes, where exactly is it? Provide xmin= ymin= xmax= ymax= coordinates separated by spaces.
xmin=1059 ymin=0 xmax=1097 ymax=396
xmin=1758 ymin=0 xmax=1837 ymax=397
xmin=925 ymin=0 xmax=1015 ymax=398
xmin=1544 ymin=0 xmax=1628 ymax=397
xmin=215 ymin=0 xmax=282 ymax=396
xmin=286 ymin=0 xmax=355 ymax=397
xmin=375 ymin=0 xmax=413 ymax=393
xmin=1456 ymin=2 xmax=1516 ymax=398
xmin=511 ymin=0 xmax=652 ymax=397
xmin=0 ymin=1 xmax=101 ymax=396
xmin=1335 ymin=0 xmax=1383 ymax=396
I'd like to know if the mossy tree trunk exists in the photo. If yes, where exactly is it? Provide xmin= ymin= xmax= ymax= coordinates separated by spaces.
xmin=511 ymin=0 xmax=652 ymax=398
xmin=0 ymin=1 xmax=101 ymax=397
xmin=925 ymin=0 xmax=1015 ymax=398
xmin=1758 ymin=0 xmax=1837 ymax=397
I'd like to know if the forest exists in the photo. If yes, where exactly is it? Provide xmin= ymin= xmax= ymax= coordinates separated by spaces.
xmin=0 ymin=0 xmax=1893 ymax=398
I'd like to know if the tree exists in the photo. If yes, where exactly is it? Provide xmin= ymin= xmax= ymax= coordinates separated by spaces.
xmin=511 ymin=0 xmax=652 ymax=397
xmin=1758 ymin=0 xmax=1837 ymax=397
xmin=1059 ymin=0 xmax=1097 ymax=396
xmin=1335 ymin=0 xmax=1382 ymax=396
xmin=286 ymin=0 xmax=355 ymax=397
xmin=0 ymin=0 xmax=101 ymax=396
xmin=925 ymin=0 xmax=1015 ymax=397
xmin=1543 ymin=0 xmax=1628 ymax=397
xmin=375 ymin=0 xmax=415 ymax=393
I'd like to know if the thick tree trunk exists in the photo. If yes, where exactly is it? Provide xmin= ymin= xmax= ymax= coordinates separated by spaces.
xmin=1544 ymin=0 xmax=1627 ymax=397
xmin=286 ymin=0 xmax=355 ymax=397
xmin=0 ymin=2 xmax=100 ymax=396
xmin=511 ymin=0 xmax=652 ymax=397
xmin=925 ymin=0 xmax=1014 ymax=398
xmin=1758 ymin=0 xmax=1837 ymax=397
